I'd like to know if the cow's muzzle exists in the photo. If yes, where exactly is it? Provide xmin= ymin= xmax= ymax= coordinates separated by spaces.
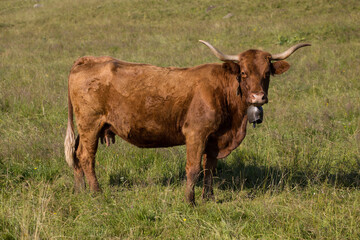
xmin=248 ymin=91 xmax=268 ymax=106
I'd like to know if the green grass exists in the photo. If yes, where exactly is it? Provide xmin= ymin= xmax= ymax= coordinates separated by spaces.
xmin=1 ymin=0 xmax=360 ymax=239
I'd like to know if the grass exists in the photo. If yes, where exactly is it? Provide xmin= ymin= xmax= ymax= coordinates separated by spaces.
xmin=1 ymin=0 xmax=360 ymax=239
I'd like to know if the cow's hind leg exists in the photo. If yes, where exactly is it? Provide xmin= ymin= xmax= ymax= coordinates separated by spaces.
xmin=76 ymin=131 xmax=101 ymax=192
xmin=74 ymin=166 xmax=85 ymax=192
xmin=202 ymin=153 xmax=218 ymax=200
xmin=73 ymin=136 xmax=86 ymax=192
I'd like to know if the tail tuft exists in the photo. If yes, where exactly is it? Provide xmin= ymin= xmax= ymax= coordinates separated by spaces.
xmin=64 ymin=121 xmax=75 ymax=168
xmin=65 ymin=72 xmax=76 ymax=168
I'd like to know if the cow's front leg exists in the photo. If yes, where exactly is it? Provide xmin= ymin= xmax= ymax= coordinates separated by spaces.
xmin=184 ymin=132 xmax=206 ymax=205
xmin=182 ymin=87 xmax=220 ymax=204
xmin=202 ymin=153 xmax=218 ymax=200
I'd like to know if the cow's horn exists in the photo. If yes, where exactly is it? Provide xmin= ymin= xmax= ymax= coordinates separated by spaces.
xmin=199 ymin=40 xmax=239 ymax=62
xmin=271 ymin=43 xmax=311 ymax=60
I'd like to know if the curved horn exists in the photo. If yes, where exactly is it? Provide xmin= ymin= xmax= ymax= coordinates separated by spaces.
xmin=199 ymin=40 xmax=239 ymax=62
xmin=271 ymin=43 xmax=311 ymax=60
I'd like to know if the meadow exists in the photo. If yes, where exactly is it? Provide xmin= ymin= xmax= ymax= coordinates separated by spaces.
xmin=0 ymin=0 xmax=359 ymax=239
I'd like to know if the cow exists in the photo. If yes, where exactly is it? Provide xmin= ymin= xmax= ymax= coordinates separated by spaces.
xmin=64 ymin=40 xmax=310 ymax=204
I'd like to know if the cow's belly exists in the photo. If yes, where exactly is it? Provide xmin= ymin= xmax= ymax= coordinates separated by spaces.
xmin=102 ymin=79 xmax=192 ymax=148
xmin=106 ymin=103 xmax=186 ymax=148
xmin=121 ymin=126 xmax=186 ymax=148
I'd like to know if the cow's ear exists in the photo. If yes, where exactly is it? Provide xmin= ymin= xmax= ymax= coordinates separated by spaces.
xmin=271 ymin=60 xmax=290 ymax=75
xmin=222 ymin=61 xmax=240 ymax=75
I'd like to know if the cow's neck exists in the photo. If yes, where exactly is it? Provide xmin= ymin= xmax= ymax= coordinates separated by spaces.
xmin=225 ymin=72 xmax=249 ymax=121
xmin=227 ymin=74 xmax=249 ymax=132
xmin=212 ymin=75 xmax=248 ymax=159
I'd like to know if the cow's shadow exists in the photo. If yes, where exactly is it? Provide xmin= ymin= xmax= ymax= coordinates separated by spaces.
xmin=108 ymin=149 xmax=360 ymax=194
xmin=215 ymin=150 xmax=360 ymax=192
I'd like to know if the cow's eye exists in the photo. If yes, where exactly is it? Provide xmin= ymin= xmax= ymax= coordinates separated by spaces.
xmin=241 ymin=71 xmax=247 ymax=77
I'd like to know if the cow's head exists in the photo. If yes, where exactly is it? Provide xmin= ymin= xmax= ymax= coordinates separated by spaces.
xmin=199 ymin=40 xmax=310 ymax=106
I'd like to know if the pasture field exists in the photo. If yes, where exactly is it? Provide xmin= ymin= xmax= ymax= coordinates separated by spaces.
xmin=1 ymin=0 xmax=359 ymax=239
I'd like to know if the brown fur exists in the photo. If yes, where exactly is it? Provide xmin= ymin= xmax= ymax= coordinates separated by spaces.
xmin=64 ymin=50 xmax=291 ymax=204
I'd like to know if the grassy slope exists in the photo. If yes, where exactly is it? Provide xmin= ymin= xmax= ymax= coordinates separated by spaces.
xmin=0 ymin=0 xmax=359 ymax=239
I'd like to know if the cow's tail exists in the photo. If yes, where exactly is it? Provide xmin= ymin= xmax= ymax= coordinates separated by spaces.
xmin=64 ymin=80 xmax=76 ymax=168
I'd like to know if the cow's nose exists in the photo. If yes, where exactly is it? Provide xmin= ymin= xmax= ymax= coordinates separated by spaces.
xmin=249 ymin=92 xmax=268 ymax=105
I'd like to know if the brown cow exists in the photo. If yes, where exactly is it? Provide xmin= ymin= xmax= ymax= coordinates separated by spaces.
xmin=64 ymin=40 xmax=310 ymax=204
